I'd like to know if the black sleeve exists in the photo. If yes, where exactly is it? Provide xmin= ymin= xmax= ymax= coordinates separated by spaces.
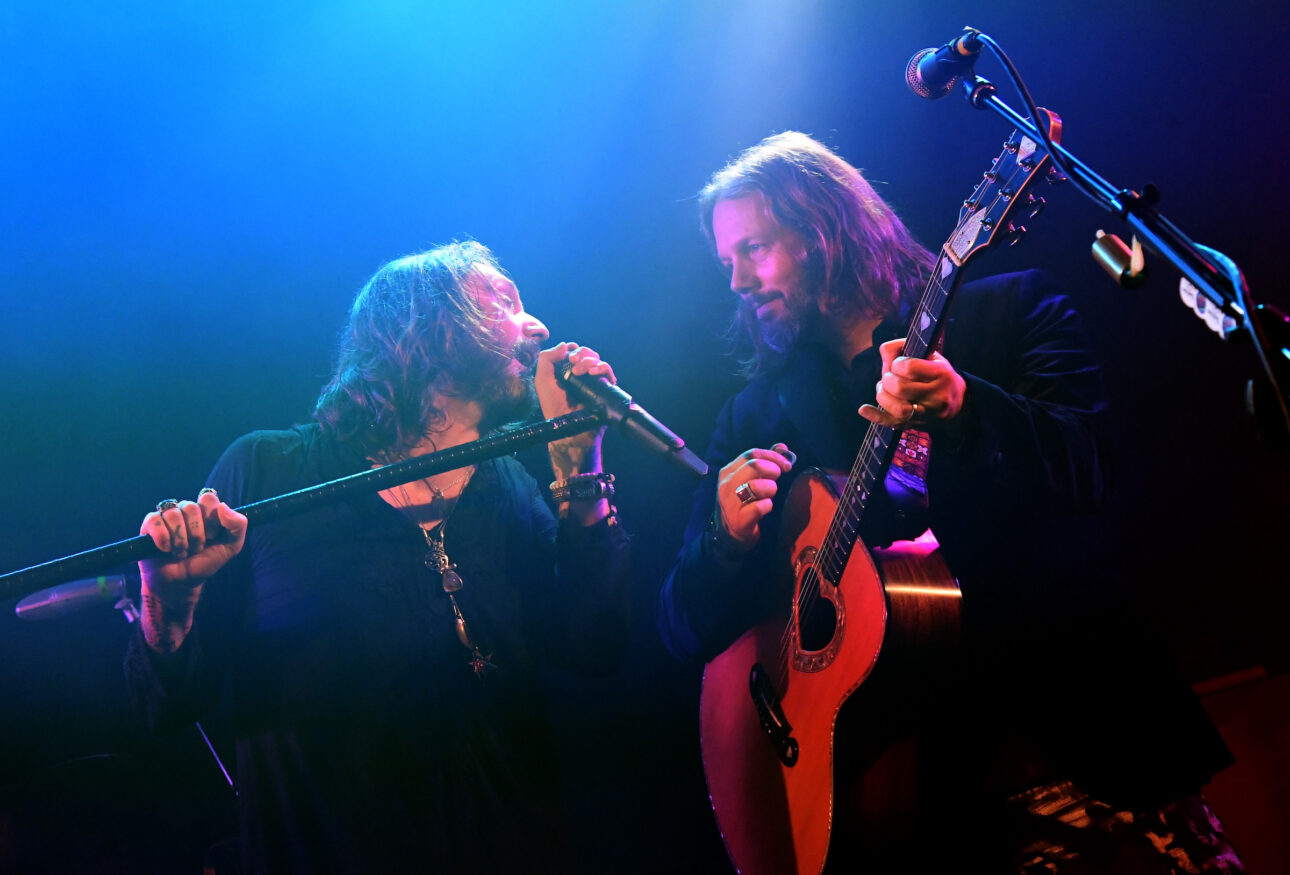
xmin=123 ymin=435 xmax=257 ymax=734
xmin=932 ymin=269 xmax=1115 ymax=512
xmin=657 ymin=396 xmax=783 ymax=664
xmin=929 ymin=270 xmax=1122 ymax=629
xmin=521 ymin=468 xmax=633 ymax=675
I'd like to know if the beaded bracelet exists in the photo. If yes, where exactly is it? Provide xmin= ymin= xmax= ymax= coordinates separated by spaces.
xmin=549 ymin=472 xmax=615 ymax=504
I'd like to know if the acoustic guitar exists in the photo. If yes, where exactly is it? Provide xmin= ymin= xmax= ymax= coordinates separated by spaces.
xmin=699 ymin=109 xmax=1064 ymax=875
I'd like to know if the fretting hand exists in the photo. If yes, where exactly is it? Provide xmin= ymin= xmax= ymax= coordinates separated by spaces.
xmin=858 ymin=338 xmax=966 ymax=429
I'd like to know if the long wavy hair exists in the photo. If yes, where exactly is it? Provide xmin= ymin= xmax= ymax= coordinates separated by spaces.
xmin=313 ymin=241 xmax=512 ymax=455
xmin=699 ymin=131 xmax=935 ymax=377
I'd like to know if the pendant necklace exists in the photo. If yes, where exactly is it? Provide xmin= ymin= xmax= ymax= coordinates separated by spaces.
xmin=407 ymin=470 xmax=496 ymax=678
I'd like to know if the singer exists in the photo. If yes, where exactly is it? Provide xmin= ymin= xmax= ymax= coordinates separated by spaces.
xmin=125 ymin=241 xmax=630 ymax=872
xmin=657 ymin=133 xmax=1244 ymax=872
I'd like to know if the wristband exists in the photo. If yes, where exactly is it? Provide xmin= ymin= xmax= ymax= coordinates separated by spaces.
xmin=549 ymin=472 xmax=615 ymax=504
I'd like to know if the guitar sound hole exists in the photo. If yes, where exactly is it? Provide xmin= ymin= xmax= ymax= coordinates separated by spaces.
xmin=797 ymin=594 xmax=837 ymax=652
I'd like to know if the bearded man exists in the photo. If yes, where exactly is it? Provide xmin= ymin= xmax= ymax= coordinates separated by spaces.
xmin=659 ymin=132 xmax=1241 ymax=872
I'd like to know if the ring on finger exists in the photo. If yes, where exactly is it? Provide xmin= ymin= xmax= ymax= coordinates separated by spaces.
xmin=156 ymin=498 xmax=180 ymax=512
xmin=734 ymin=482 xmax=758 ymax=506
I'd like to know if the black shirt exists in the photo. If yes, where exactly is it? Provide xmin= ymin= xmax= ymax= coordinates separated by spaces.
xmin=126 ymin=423 xmax=630 ymax=873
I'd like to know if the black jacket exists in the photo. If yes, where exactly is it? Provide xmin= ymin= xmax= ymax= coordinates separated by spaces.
xmin=659 ymin=270 xmax=1231 ymax=811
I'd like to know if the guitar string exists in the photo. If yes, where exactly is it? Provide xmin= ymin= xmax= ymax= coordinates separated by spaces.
xmin=775 ymin=152 xmax=1037 ymax=682
xmin=778 ymin=248 xmax=959 ymax=671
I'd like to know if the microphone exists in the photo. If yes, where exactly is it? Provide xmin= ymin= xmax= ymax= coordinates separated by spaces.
xmin=556 ymin=361 xmax=708 ymax=476
xmin=15 ymin=573 xmax=132 ymax=621
xmin=906 ymin=29 xmax=984 ymax=100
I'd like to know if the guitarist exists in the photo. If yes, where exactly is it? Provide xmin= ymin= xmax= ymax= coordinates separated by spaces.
xmin=657 ymin=132 xmax=1242 ymax=872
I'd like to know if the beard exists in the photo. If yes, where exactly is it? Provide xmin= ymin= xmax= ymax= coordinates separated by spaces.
xmin=474 ymin=337 xmax=543 ymax=433
xmin=740 ymin=291 xmax=818 ymax=362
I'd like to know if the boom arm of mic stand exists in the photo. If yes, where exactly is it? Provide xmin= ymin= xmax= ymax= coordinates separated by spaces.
xmin=0 ymin=410 xmax=606 ymax=600
xmin=960 ymin=73 xmax=1289 ymax=438
xmin=961 ymin=74 xmax=1243 ymax=320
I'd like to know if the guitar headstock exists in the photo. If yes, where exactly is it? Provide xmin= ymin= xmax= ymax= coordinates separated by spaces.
xmin=944 ymin=107 xmax=1063 ymax=267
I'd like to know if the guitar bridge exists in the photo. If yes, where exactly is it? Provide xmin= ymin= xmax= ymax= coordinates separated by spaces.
xmin=749 ymin=663 xmax=799 ymax=767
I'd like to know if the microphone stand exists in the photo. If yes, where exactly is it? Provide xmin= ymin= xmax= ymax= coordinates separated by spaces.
xmin=0 ymin=410 xmax=605 ymax=601
xmin=954 ymin=35 xmax=1290 ymax=445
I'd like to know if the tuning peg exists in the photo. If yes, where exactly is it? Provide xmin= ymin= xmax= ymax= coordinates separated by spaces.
xmin=1006 ymin=223 xmax=1027 ymax=246
xmin=1046 ymin=166 xmax=1068 ymax=185
xmin=1026 ymin=194 xmax=1046 ymax=220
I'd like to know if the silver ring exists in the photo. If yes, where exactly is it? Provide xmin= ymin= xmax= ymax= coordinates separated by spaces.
xmin=156 ymin=499 xmax=180 ymax=513
xmin=199 ymin=487 xmax=218 ymax=498
xmin=734 ymin=482 xmax=757 ymax=506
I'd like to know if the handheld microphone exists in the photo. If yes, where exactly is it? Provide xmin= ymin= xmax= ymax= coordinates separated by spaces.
xmin=556 ymin=361 xmax=708 ymax=476
xmin=15 ymin=574 xmax=130 ymax=621
xmin=906 ymin=29 xmax=984 ymax=100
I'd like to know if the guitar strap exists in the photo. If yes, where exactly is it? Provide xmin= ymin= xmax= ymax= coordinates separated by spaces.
xmin=893 ymin=331 xmax=947 ymax=501
xmin=891 ymin=429 xmax=932 ymax=497
xmin=887 ymin=332 xmax=942 ymax=530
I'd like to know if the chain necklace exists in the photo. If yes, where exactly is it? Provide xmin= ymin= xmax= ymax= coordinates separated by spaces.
xmin=426 ymin=468 xmax=473 ymax=501
xmin=376 ymin=455 xmax=475 ymax=518
xmin=417 ymin=507 xmax=496 ymax=679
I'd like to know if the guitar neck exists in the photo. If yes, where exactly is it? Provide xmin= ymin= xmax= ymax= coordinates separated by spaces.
xmin=901 ymin=258 xmax=961 ymax=360
xmin=816 ymin=259 xmax=963 ymax=583
xmin=817 ymin=108 xmax=1063 ymax=582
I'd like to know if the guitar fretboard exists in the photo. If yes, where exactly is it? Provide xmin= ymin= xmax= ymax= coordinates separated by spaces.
xmin=816 ymin=261 xmax=958 ymax=583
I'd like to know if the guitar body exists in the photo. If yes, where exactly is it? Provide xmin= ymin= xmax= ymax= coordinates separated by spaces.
xmin=700 ymin=469 xmax=959 ymax=875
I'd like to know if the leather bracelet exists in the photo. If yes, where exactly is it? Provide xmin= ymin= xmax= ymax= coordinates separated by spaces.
xmin=550 ymin=472 xmax=615 ymax=504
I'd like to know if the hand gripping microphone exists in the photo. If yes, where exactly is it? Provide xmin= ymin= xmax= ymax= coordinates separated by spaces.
xmin=906 ymin=29 xmax=984 ymax=100
xmin=556 ymin=361 xmax=707 ymax=476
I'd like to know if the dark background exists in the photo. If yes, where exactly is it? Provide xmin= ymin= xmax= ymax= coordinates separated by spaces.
xmin=2 ymin=1 xmax=1287 ymax=871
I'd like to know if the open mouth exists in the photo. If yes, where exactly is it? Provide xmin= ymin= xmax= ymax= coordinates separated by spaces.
xmin=753 ymin=294 xmax=783 ymax=318
xmin=512 ymin=341 xmax=541 ymax=371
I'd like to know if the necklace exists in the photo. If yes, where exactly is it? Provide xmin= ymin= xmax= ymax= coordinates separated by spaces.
xmin=426 ymin=468 xmax=473 ymax=501
xmin=387 ymin=465 xmax=476 ymax=527
xmin=384 ymin=465 xmax=493 ymax=676
xmin=419 ymin=517 xmax=496 ymax=678
xmin=422 ymin=523 xmax=464 ymax=592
